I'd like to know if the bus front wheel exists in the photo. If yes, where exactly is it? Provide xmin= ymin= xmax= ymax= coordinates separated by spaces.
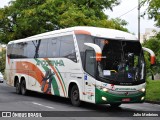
xmin=15 ymin=80 xmax=21 ymax=94
xmin=70 ymin=85 xmax=81 ymax=106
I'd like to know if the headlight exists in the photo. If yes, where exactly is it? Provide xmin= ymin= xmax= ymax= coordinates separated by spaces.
xmin=141 ymin=97 xmax=145 ymax=101
xmin=139 ymin=88 xmax=145 ymax=92
xmin=102 ymin=88 xmax=108 ymax=92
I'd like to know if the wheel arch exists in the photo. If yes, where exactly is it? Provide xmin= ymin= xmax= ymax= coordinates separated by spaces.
xmin=68 ymin=80 xmax=82 ymax=100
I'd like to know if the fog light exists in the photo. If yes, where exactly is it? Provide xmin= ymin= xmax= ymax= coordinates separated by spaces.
xmin=102 ymin=96 xmax=107 ymax=101
xmin=102 ymin=88 xmax=108 ymax=92
xmin=141 ymin=97 xmax=145 ymax=101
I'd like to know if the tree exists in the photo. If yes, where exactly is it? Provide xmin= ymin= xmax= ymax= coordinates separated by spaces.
xmin=142 ymin=0 xmax=160 ymax=26
xmin=142 ymin=37 xmax=160 ymax=78
xmin=0 ymin=0 xmax=128 ymax=43
xmin=0 ymin=49 xmax=6 ymax=74
xmin=142 ymin=0 xmax=160 ymax=78
xmin=142 ymin=0 xmax=160 ymax=41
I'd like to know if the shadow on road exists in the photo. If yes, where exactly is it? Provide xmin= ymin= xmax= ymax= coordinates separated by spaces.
xmin=11 ymin=90 xmax=138 ymax=112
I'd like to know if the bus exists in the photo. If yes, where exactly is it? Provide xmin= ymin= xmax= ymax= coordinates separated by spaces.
xmin=5 ymin=26 xmax=155 ymax=107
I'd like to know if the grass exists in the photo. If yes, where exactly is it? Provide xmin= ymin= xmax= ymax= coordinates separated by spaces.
xmin=145 ymin=79 xmax=160 ymax=102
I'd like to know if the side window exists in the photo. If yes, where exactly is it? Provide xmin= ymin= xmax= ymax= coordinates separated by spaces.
xmin=60 ymin=35 xmax=77 ymax=62
xmin=47 ymin=37 xmax=60 ymax=58
xmin=23 ymin=42 xmax=28 ymax=58
xmin=11 ymin=43 xmax=23 ymax=58
xmin=28 ymin=40 xmax=47 ymax=58
xmin=7 ymin=44 xmax=13 ymax=58
xmin=17 ymin=42 xmax=25 ymax=58
xmin=8 ymin=43 xmax=28 ymax=59
xmin=27 ymin=41 xmax=36 ymax=58
xmin=39 ymin=40 xmax=48 ymax=58
xmin=76 ymin=35 xmax=94 ymax=68
xmin=11 ymin=44 xmax=16 ymax=58
xmin=85 ymin=50 xmax=95 ymax=76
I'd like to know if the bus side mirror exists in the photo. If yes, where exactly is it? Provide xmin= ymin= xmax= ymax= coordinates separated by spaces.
xmin=84 ymin=43 xmax=102 ymax=61
xmin=142 ymin=47 xmax=156 ymax=65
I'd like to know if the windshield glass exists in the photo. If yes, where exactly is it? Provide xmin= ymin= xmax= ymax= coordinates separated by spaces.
xmin=95 ymin=38 xmax=145 ymax=85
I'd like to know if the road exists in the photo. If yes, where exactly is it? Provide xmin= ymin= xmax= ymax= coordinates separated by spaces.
xmin=0 ymin=81 xmax=159 ymax=120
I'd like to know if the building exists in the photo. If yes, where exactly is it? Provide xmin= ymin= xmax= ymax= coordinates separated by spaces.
xmin=140 ymin=28 xmax=160 ymax=43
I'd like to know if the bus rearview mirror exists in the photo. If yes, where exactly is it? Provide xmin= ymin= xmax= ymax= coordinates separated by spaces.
xmin=142 ymin=47 xmax=156 ymax=65
xmin=84 ymin=43 xmax=102 ymax=61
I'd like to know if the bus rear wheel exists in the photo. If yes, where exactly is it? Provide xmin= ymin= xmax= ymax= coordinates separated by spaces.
xmin=70 ymin=85 xmax=81 ymax=106
xmin=16 ymin=80 xmax=21 ymax=94
xmin=110 ymin=103 xmax=121 ymax=108
xmin=21 ymin=80 xmax=28 ymax=95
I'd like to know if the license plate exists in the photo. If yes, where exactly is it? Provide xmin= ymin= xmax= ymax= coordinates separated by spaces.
xmin=122 ymin=98 xmax=131 ymax=102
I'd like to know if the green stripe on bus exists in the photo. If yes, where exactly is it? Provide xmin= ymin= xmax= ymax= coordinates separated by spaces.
xmin=34 ymin=58 xmax=60 ymax=96
xmin=55 ymin=66 xmax=67 ymax=96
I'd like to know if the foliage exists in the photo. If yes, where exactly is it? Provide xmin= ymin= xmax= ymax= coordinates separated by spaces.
xmin=142 ymin=0 xmax=160 ymax=78
xmin=0 ymin=0 xmax=128 ymax=43
xmin=142 ymin=37 xmax=160 ymax=76
xmin=142 ymin=0 xmax=160 ymax=26
xmin=0 ymin=49 xmax=6 ymax=74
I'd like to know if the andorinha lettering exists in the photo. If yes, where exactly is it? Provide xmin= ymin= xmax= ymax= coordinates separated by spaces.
xmin=36 ymin=60 xmax=65 ymax=66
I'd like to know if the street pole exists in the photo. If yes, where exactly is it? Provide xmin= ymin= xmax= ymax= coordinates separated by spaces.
xmin=138 ymin=0 xmax=140 ymax=40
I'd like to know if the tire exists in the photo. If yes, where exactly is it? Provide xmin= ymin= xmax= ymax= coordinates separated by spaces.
xmin=70 ymin=85 xmax=81 ymax=106
xmin=21 ymin=80 xmax=28 ymax=95
xmin=110 ymin=103 xmax=121 ymax=108
xmin=15 ymin=80 xmax=21 ymax=94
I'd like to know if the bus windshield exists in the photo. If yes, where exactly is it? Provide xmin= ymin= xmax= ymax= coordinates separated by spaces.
xmin=95 ymin=38 xmax=145 ymax=85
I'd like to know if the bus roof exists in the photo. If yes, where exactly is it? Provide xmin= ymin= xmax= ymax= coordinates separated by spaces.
xmin=8 ymin=26 xmax=138 ymax=44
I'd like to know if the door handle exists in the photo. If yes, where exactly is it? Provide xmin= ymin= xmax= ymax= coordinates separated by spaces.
xmin=77 ymin=77 xmax=82 ymax=79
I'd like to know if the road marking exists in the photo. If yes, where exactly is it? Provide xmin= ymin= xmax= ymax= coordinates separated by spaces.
xmin=144 ymin=102 xmax=160 ymax=107
xmin=32 ymin=102 xmax=55 ymax=109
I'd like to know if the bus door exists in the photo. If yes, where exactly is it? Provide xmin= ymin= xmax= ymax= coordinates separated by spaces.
xmin=83 ymin=50 xmax=96 ymax=103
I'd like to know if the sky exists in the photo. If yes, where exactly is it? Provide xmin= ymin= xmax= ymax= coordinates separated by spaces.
xmin=105 ymin=0 xmax=159 ymax=35
xmin=0 ymin=0 xmax=159 ymax=35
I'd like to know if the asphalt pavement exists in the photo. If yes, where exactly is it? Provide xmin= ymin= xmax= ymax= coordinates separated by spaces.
xmin=0 ymin=81 xmax=159 ymax=120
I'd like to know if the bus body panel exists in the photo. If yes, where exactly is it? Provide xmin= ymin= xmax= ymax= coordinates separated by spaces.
xmin=5 ymin=26 xmax=147 ymax=105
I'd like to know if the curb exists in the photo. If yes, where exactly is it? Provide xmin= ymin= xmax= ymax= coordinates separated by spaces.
xmin=145 ymin=101 xmax=160 ymax=105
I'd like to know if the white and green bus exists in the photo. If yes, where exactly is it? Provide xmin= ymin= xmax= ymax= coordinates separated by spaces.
xmin=5 ymin=26 xmax=155 ymax=107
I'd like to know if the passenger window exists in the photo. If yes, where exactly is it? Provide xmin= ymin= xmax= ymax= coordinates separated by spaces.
xmin=39 ymin=40 xmax=48 ymax=58
xmin=60 ymin=35 xmax=77 ymax=62
xmin=11 ymin=43 xmax=23 ymax=58
xmin=47 ymin=37 xmax=60 ymax=58
xmin=23 ymin=42 xmax=28 ymax=58
xmin=27 ymin=41 xmax=36 ymax=58
xmin=7 ymin=44 xmax=13 ymax=58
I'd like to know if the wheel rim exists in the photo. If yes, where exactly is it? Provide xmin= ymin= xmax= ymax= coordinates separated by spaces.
xmin=72 ymin=90 xmax=79 ymax=101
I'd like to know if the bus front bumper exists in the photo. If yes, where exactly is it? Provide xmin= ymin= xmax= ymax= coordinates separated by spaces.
xmin=95 ymin=88 xmax=145 ymax=104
